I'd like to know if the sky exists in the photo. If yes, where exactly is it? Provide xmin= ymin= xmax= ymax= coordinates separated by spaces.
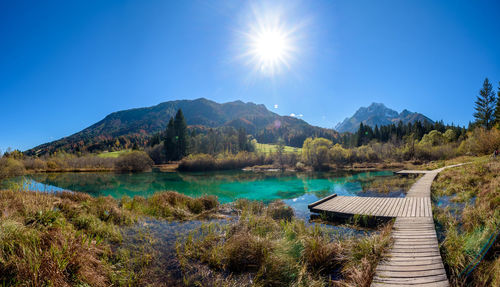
xmin=1 ymin=0 xmax=499 ymax=152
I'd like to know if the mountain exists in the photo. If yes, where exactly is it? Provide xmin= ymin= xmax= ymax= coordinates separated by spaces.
xmin=334 ymin=103 xmax=433 ymax=133
xmin=27 ymin=98 xmax=338 ymax=155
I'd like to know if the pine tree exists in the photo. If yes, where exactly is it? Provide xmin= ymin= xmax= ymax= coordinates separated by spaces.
xmin=495 ymin=82 xmax=500 ymax=127
xmin=474 ymin=78 xmax=496 ymax=129
xmin=164 ymin=118 xmax=175 ymax=161
xmin=238 ymin=128 xmax=247 ymax=151
xmin=173 ymin=109 xmax=188 ymax=160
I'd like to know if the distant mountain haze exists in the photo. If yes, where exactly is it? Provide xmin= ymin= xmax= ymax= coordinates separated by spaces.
xmin=334 ymin=103 xmax=434 ymax=133
xmin=27 ymin=98 xmax=338 ymax=155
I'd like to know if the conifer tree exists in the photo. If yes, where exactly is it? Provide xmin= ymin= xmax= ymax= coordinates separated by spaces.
xmin=474 ymin=78 xmax=496 ymax=129
xmin=173 ymin=109 xmax=188 ymax=160
xmin=495 ymin=82 xmax=500 ymax=127
xmin=164 ymin=118 xmax=175 ymax=161
xmin=238 ymin=128 xmax=247 ymax=151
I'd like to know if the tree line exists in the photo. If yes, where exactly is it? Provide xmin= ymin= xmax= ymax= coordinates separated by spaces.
xmin=146 ymin=109 xmax=256 ymax=164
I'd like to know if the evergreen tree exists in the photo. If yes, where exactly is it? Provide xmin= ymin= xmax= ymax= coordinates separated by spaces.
xmin=173 ymin=109 xmax=188 ymax=160
xmin=495 ymin=82 xmax=500 ymax=126
xmin=164 ymin=118 xmax=175 ymax=161
xmin=238 ymin=128 xmax=247 ymax=151
xmin=474 ymin=78 xmax=496 ymax=129
xmin=374 ymin=125 xmax=380 ymax=141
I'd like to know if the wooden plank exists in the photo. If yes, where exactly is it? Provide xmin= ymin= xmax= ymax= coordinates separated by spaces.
xmin=375 ymin=269 xmax=446 ymax=278
xmin=380 ymin=198 xmax=394 ymax=216
xmin=398 ymin=198 xmax=409 ymax=217
xmin=337 ymin=197 xmax=359 ymax=213
xmin=323 ymin=196 xmax=346 ymax=211
xmin=376 ymin=263 xmax=445 ymax=272
xmin=390 ymin=198 xmax=400 ymax=217
xmin=373 ymin=274 xmax=448 ymax=284
xmin=355 ymin=197 xmax=373 ymax=214
xmin=363 ymin=197 xmax=380 ymax=215
xmin=386 ymin=198 xmax=398 ymax=217
xmin=392 ymin=198 xmax=403 ymax=217
xmin=376 ymin=198 xmax=390 ymax=216
xmin=372 ymin=281 xmax=448 ymax=287
xmin=368 ymin=198 xmax=382 ymax=215
xmin=404 ymin=197 xmax=412 ymax=217
xmin=308 ymin=193 xmax=337 ymax=209
xmin=347 ymin=197 xmax=365 ymax=214
xmin=412 ymin=197 xmax=418 ymax=217
xmin=427 ymin=197 xmax=433 ymax=217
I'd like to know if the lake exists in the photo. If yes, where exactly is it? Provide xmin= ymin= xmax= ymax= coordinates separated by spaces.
xmin=2 ymin=169 xmax=397 ymax=219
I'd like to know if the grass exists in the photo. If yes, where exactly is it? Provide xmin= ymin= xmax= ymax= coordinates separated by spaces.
xmin=431 ymin=158 xmax=500 ymax=287
xmin=254 ymin=142 xmax=302 ymax=155
xmin=176 ymin=199 xmax=393 ymax=287
xmin=97 ymin=149 xmax=132 ymax=158
xmin=0 ymin=189 xmax=220 ymax=286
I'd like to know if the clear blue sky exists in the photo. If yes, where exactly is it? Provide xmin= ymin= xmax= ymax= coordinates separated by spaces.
xmin=1 ymin=0 xmax=499 ymax=152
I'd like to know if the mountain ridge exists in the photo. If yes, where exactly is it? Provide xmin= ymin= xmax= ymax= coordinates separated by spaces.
xmin=27 ymin=98 xmax=338 ymax=155
xmin=334 ymin=103 xmax=433 ymax=133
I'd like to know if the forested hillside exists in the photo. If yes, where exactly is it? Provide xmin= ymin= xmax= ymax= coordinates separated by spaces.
xmin=26 ymin=98 xmax=338 ymax=155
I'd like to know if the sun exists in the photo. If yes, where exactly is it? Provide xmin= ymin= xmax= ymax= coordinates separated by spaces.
xmin=253 ymin=28 xmax=289 ymax=63
xmin=236 ymin=4 xmax=300 ymax=77
xmin=247 ymin=24 xmax=294 ymax=75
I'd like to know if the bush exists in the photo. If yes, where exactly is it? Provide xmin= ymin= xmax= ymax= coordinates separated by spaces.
xmin=0 ymin=157 xmax=26 ymax=180
xmin=302 ymin=137 xmax=332 ymax=170
xmin=22 ymin=158 xmax=47 ymax=170
xmin=114 ymin=151 xmax=154 ymax=172
xmin=145 ymin=143 xmax=166 ymax=165
xmin=458 ymin=127 xmax=500 ymax=156
xmin=178 ymin=152 xmax=271 ymax=171
xmin=178 ymin=154 xmax=216 ymax=171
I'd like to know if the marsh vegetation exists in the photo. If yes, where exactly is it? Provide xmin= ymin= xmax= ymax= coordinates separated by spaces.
xmin=432 ymin=160 xmax=500 ymax=287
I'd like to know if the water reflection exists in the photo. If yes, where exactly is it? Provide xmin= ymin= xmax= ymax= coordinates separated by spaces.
xmin=1 ymin=170 xmax=396 ymax=217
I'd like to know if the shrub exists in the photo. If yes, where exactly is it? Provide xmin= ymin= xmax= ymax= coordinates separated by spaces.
xmin=178 ymin=152 xmax=270 ymax=171
xmin=178 ymin=154 xmax=216 ymax=171
xmin=302 ymin=137 xmax=332 ymax=170
xmin=145 ymin=143 xmax=166 ymax=165
xmin=458 ymin=127 xmax=500 ymax=156
xmin=0 ymin=157 xmax=26 ymax=180
xmin=22 ymin=158 xmax=47 ymax=170
xmin=114 ymin=151 xmax=154 ymax=172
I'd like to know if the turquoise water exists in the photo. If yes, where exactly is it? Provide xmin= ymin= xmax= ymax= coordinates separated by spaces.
xmin=2 ymin=170 xmax=394 ymax=218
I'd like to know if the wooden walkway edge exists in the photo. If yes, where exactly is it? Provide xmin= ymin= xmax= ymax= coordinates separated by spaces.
xmin=309 ymin=164 xmax=464 ymax=286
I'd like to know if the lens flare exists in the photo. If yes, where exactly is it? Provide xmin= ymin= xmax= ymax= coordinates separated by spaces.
xmin=237 ymin=5 xmax=301 ymax=77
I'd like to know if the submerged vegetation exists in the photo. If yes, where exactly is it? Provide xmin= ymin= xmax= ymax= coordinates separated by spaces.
xmin=432 ymin=160 xmax=500 ymax=287
xmin=176 ymin=199 xmax=393 ymax=287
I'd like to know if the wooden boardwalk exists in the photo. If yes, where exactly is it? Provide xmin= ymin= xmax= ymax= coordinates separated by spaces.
xmin=372 ymin=217 xmax=448 ymax=286
xmin=309 ymin=196 xmax=433 ymax=217
xmin=308 ymin=165 xmax=464 ymax=286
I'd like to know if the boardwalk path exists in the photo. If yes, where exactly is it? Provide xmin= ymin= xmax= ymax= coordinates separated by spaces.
xmin=308 ymin=164 xmax=463 ymax=286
